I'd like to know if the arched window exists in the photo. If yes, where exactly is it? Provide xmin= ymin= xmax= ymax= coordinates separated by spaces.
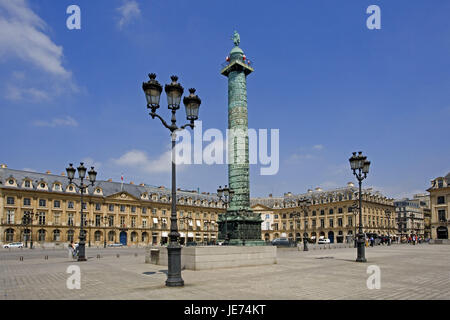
xmin=38 ymin=229 xmax=46 ymax=241
xmin=53 ymin=229 xmax=60 ymax=241
xmin=94 ymin=231 xmax=101 ymax=242
xmin=5 ymin=228 xmax=14 ymax=242
xmin=108 ymin=231 xmax=115 ymax=242
xmin=131 ymin=232 xmax=138 ymax=242
xmin=67 ymin=230 xmax=74 ymax=242
xmin=142 ymin=232 xmax=148 ymax=242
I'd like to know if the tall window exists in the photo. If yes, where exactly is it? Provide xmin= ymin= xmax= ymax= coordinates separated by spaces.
xmin=329 ymin=209 xmax=334 ymax=215
xmin=68 ymin=201 xmax=74 ymax=209
xmin=54 ymin=200 xmax=61 ymax=208
xmin=67 ymin=230 xmax=74 ymax=242
xmin=6 ymin=229 xmax=14 ymax=242
xmin=437 ymin=196 xmax=445 ymax=204
xmin=53 ymin=213 xmax=60 ymax=225
xmin=6 ymin=210 xmax=14 ymax=224
xmin=23 ymin=198 xmax=31 ymax=206
xmin=38 ymin=212 xmax=46 ymax=225
xmin=95 ymin=203 xmax=101 ymax=211
xmin=312 ymin=219 xmax=316 ymax=227
xmin=95 ymin=215 xmax=101 ymax=227
xmin=120 ymin=216 xmax=125 ymax=227
xmin=312 ymin=211 xmax=316 ymax=216
xmin=38 ymin=229 xmax=45 ymax=241
xmin=162 ymin=210 xmax=167 ymax=216
xmin=304 ymin=221 xmax=308 ymax=229
xmin=131 ymin=217 xmax=136 ymax=227
xmin=320 ymin=219 xmax=325 ymax=228
xmin=438 ymin=210 xmax=446 ymax=222
xmin=320 ymin=210 xmax=324 ymax=215
xmin=120 ymin=205 xmax=125 ymax=212
xmin=338 ymin=218 xmax=343 ymax=227
xmin=6 ymin=197 xmax=15 ymax=205
xmin=348 ymin=217 xmax=353 ymax=226
xmin=68 ymin=214 xmax=74 ymax=226
xmin=338 ymin=208 xmax=343 ymax=214
xmin=39 ymin=199 xmax=46 ymax=207
xmin=142 ymin=219 xmax=147 ymax=228
xmin=81 ymin=214 xmax=86 ymax=226
xmin=109 ymin=204 xmax=114 ymax=212
xmin=152 ymin=208 xmax=157 ymax=215
xmin=142 ymin=207 xmax=147 ymax=214
xmin=329 ymin=219 xmax=334 ymax=228
xmin=82 ymin=202 xmax=87 ymax=210
xmin=131 ymin=206 xmax=136 ymax=213
xmin=108 ymin=216 xmax=114 ymax=227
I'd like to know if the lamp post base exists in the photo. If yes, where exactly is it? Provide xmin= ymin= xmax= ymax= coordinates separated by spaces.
xmin=166 ymin=243 xmax=184 ymax=287
xmin=356 ymin=235 xmax=366 ymax=263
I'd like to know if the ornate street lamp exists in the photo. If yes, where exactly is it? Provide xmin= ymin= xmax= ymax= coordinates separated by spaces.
xmin=101 ymin=216 xmax=108 ymax=248
xmin=349 ymin=151 xmax=371 ymax=262
xmin=66 ymin=163 xmax=97 ymax=262
xmin=142 ymin=73 xmax=201 ymax=287
xmin=22 ymin=211 xmax=38 ymax=249
xmin=303 ymin=232 xmax=309 ymax=251
xmin=217 ymin=185 xmax=234 ymax=244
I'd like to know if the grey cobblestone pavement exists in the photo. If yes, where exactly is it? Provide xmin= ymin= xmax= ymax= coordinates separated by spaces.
xmin=0 ymin=244 xmax=449 ymax=300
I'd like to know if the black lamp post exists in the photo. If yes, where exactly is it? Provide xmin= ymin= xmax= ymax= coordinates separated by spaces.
xmin=142 ymin=73 xmax=201 ymax=287
xmin=291 ymin=212 xmax=301 ymax=246
xmin=66 ymin=163 xmax=97 ymax=262
xmin=349 ymin=151 xmax=371 ymax=263
xmin=87 ymin=219 xmax=94 ymax=247
xmin=22 ymin=211 xmax=38 ymax=249
xmin=102 ymin=216 xmax=108 ymax=248
xmin=303 ymin=232 xmax=309 ymax=251
xmin=385 ymin=209 xmax=391 ymax=246
xmin=217 ymin=185 xmax=234 ymax=244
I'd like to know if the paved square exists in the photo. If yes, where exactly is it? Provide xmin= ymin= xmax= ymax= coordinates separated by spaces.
xmin=1 ymin=244 xmax=449 ymax=300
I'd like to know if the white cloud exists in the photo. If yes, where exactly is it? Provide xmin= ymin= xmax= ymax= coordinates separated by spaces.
xmin=33 ymin=116 xmax=78 ymax=128
xmin=284 ymin=153 xmax=315 ymax=164
xmin=116 ymin=0 xmax=141 ymax=29
xmin=313 ymin=144 xmax=324 ymax=150
xmin=6 ymin=84 xmax=49 ymax=102
xmin=112 ymin=149 xmax=172 ymax=174
xmin=0 ymin=0 xmax=71 ymax=77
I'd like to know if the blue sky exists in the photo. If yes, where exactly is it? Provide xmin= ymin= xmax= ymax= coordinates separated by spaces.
xmin=0 ymin=0 xmax=449 ymax=199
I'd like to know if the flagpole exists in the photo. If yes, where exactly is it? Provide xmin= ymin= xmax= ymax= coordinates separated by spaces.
xmin=121 ymin=173 xmax=124 ymax=191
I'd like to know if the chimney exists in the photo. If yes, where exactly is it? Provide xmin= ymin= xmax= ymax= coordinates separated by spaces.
xmin=130 ymin=181 xmax=134 ymax=185
xmin=0 ymin=164 xmax=7 ymax=168
xmin=46 ymin=170 xmax=51 ymax=174
xmin=315 ymin=187 xmax=322 ymax=192
xmin=61 ymin=172 xmax=66 ymax=176
xmin=269 ymin=194 xmax=273 ymax=198
xmin=307 ymin=189 xmax=312 ymax=193
xmin=347 ymin=182 xmax=354 ymax=187
xmin=140 ymin=183 xmax=145 ymax=186
xmin=108 ymin=179 xmax=113 ymax=182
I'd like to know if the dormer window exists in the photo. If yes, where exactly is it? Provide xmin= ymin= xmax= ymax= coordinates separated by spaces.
xmin=40 ymin=183 xmax=46 ymax=188
xmin=8 ymin=179 xmax=14 ymax=185
xmin=24 ymin=180 xmax=31 ymax=188
xmin=96 ymin=188 xmax=101 ymax=194
xmin=54 ymin=184 xmax=61 ymax=191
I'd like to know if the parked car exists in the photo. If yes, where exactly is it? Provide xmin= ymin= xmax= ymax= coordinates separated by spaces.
xmin=108 ymin=243 xmax=124 ymax=247
xmin=186 ymin=242 xmax=197 ymax=247
xmin=318 ymin=238 xmax=331 ymax=244
xmin=271 ymin=238 xmax=291 ymax=247
xmin=3 ymin=242 xmax=24 ymax=249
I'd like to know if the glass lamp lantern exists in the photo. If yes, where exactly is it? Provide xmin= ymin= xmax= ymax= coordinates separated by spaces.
xmin=142 ymin=73 xmax=162 ymax=109
xmin=165 ymin=76 xmax=184 ymax=109
xmin=217 ymin=186 xmax=223 ymax=198
xmin=77 ymin=163 xmax=87 ymax=179
xmin=362 ymin=160 xmax=371 ymax=174
xmin=183 ymin=88 xmax=201 ymax=121
xmin=66 ymin=163 xmax=76 ymax=180
xmin=88 ymin=167 xmax=97 ymax=183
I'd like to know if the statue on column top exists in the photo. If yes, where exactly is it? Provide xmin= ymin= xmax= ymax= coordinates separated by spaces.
xmin=232 ymin=30 xmax=240 ymax=47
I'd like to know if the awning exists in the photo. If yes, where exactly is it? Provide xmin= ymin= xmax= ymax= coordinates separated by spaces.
xmin=180 ymin=232 xmax=185 ymax=237
xmin=203 ymin=235 xmax=208 ymax=238
xmin=189 ymin=220 xmax=193 ymax=226
xmin=311 ymin=236 xmax=316 ymax=239
xmin=211 ymin=235 xmax=216 ymax=238
xmin=162 ymin=232 xmax=168 ymax=237
xmin=211 ymin=221 xmax=215 ymax=224
xmin=196 ymin=220 xmax=201 ymax=227
xmin=188 ymin=232 xmax=194 ymax=237
xmin=153 ymin=218 xmax=158 ymax=223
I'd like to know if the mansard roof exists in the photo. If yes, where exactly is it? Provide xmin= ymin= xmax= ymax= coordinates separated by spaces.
xmin=0 ymin=167 xmax=219 ymax=204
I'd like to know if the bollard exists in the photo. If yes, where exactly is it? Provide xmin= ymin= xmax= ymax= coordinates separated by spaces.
xmin=97 ymin=254 xmax=100 ymax=259
xmin=45 ymin=255 xmax=48 ymax=260
xmin=116 ymin=254 xmax=120 ymax=258
xmin=19 ymin=256 xmax=23 ymax=261
xmin=134 ymin=253 xmax=138 ymax=257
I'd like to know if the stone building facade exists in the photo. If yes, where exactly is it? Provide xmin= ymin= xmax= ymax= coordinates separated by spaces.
xmin=0 ymin=165 xmax=224 ymax=247
xmin=251 ymin=183 xmax=395 ymax=243
xmin=428 ymin=173 xmax=450 ymax=240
